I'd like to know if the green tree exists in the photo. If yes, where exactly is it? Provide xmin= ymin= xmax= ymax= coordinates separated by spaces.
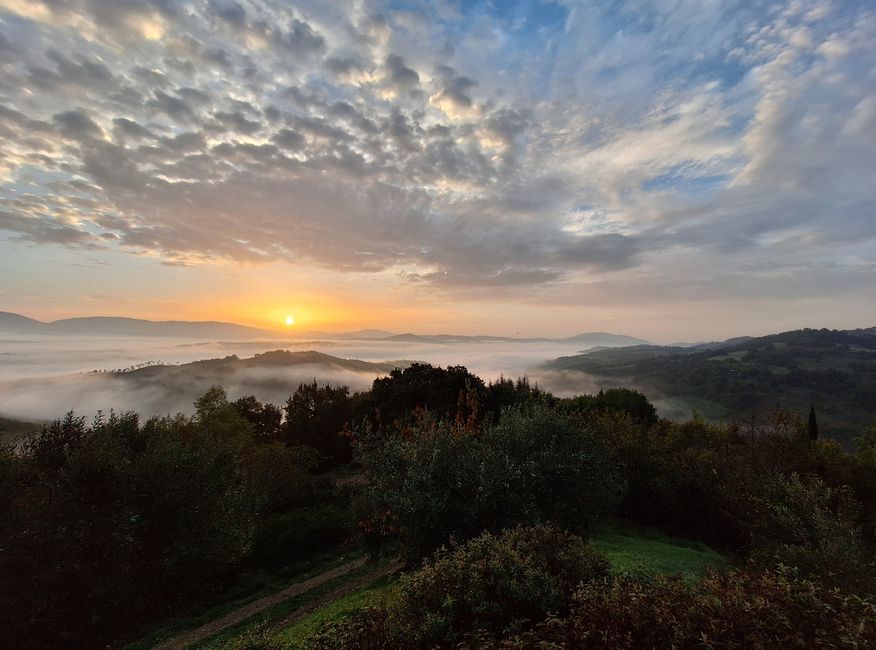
xmin=284 ymin=381 xmax=354 ymax=466
xmin=355 ymin=406 xmax=621 ymax=561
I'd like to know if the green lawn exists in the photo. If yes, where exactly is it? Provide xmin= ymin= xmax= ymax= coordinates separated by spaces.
xmin=591 ymin=519 xmax=727 ymax=579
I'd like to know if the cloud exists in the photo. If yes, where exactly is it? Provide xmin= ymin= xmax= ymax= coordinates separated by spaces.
xmin=53 ymin=109 xmax=103 ymax=140
xmin=381 ymin=53 xmax=421 ymax=98
xmin=0 ymin=0 xmax=874 ymax=316
xmin=276 ymin=18 xmax=326 ymax=58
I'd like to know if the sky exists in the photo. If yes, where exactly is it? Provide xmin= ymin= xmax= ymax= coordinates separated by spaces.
xmin=0 ymin=0 xmax=874 ymax=342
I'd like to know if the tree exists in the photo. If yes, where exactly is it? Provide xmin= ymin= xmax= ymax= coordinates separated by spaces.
xmin=354 ymin=406 xmax=621 ymax=561
xmin=808 ymin=402 xmax=819 ymax=440
xmin=283 ymin=381 xmax=354 ymax=466
xmin=234 ymin=395 xmax=283 ymax=442
xmin=368 ymin=363 xmax=486 ymax=425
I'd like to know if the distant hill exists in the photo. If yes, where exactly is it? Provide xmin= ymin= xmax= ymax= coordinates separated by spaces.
xmin=544 ymin=327 xmax=876 ymax=446
xmin=0 ymin=311 xmax=45 ymax=333
xmin=117 ymin=350 xmax=405 ymax=379
xmin=561 ymin=332 xmax=650 ymax=347
xmin=0 ymin=311 xmax=279 ymax=339
xmin=106 ymin=350 xmax=408 ymax=410
xmin=384 ymin=332 xmax=650 ymax=346
xmin=0 ymin=311 xmax=646 ymax=345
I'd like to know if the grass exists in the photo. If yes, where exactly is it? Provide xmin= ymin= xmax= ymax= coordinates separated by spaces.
xmin=123 ymin=548 xmax=364 ymax=650
xmin=591 ymin=519 xmax=727 ymax=580
xmin=190 ymin=560 xmax=387 ymax=649
xmin=272 ymin=573 xmax=398 ymax=649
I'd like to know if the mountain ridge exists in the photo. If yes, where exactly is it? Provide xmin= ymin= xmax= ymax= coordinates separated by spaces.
xmin=0 ymin=311 xmax=648 ymax=345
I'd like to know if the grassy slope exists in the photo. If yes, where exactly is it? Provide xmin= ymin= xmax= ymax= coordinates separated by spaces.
xmin=591 ymin=520 xmax=726 ymax=579
xmin=124 ymin=549 xmax=364 ymax=650
xmin=274 ymin=574 xmax=398 ymax=649
xmin=189 ymin=561 xmax=386 ymax=649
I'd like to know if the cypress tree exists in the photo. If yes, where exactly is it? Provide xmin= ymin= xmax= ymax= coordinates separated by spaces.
xmin=807 ymin=402 xmax=819 ymax=440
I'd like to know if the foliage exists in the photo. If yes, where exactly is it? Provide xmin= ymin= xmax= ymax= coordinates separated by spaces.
xmin=559 ymin=388 xmax=658 ymax=426
xmin=307 ymin=525 xmax=609 ymax=648
xmin=234 ymin=395 xmax=283 ymax=442
xmin=354 ymin=405 xmax=621 ymax=561
xmin=0 ymin=388 xmax=338 ymax=648
xmin=368 ymin=363 xmax=486 ymax=425
xmin=751 ymin=473 xmax=870 ymax=591
xmin=0 ymin=407 xmax=252 ymax=646
xmin=283 ymin=381 xmax=354 ymax=467
xmin=476 ymin=568 xmax=876 ymax=648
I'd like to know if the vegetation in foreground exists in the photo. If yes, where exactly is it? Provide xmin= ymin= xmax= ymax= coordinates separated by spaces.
xmin=1 ymin=361 xmax=875 ymax=648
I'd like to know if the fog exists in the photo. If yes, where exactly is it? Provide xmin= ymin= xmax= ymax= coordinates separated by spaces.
xmin=0 ymin=334 xmax=606 ymax=422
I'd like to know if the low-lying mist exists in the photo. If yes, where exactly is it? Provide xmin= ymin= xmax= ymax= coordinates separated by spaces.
xmin=0 ymin=333 xmax=606 ymax=422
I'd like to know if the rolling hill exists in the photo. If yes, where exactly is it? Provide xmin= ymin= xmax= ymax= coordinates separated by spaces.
xmin=544 ymin=327 xmax=876 ymax=445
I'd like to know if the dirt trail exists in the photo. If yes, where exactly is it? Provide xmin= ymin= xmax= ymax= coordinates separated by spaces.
xmin=269 ymin=559 xmax=404 ymax=633
xmin=153 ymin=558 xmax=367 ymax=649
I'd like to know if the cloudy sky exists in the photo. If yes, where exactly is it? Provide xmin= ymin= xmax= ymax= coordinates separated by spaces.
xmin=0 ymin=0 xmax=874 ymax=341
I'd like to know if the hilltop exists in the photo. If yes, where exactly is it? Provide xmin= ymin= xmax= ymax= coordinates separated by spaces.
xmin=545 ymin=327 xmax=876 ymax=445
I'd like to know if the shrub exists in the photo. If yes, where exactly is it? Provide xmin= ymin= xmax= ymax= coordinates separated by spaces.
xmin=751 ymin=473 xmax=872 ymax=591
xmin=308 ymin=525 xmax=609 ymax=648
xmin=477 ymin=568 xmax=876 ymax=648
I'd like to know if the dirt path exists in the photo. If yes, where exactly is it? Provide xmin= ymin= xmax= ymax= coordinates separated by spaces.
xmin=268 ymin=559 xmax=404 ymax=633
xmin=153 ymin=558 xmax=367 ymax=649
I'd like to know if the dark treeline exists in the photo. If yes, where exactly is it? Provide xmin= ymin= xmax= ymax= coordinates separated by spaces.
xmin=2 ymin=362 xmax=875 ymax=647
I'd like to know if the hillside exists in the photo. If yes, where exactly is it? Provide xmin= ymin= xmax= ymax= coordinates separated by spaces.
xmin=545 ymin=327 xmax=876 ymax=445
xmin=101 ymin=350 xmax=408 ymax=412
xmin=116 ymin=350 xmax=404 ymax=379
xmin=0 ymin=311 xmax=279 ymax=339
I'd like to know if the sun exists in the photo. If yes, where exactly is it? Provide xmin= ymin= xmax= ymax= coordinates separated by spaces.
xmin=284 ymin=315 xmax=295 ymax=326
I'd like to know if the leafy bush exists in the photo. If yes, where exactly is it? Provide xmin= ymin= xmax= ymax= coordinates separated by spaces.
xmin=751 ymin=473 xmax=871 ymax=591
xmin=355 ymin=406 xmax=621 ymax=560
xmin=308 ymin=525 xmax=609 ymax=648
xmin=477 ymin=568 xmax=876 ymax=648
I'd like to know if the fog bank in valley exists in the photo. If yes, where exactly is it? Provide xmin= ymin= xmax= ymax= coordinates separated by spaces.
xmin=0 ymin=334 xmax=607 ymax=422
